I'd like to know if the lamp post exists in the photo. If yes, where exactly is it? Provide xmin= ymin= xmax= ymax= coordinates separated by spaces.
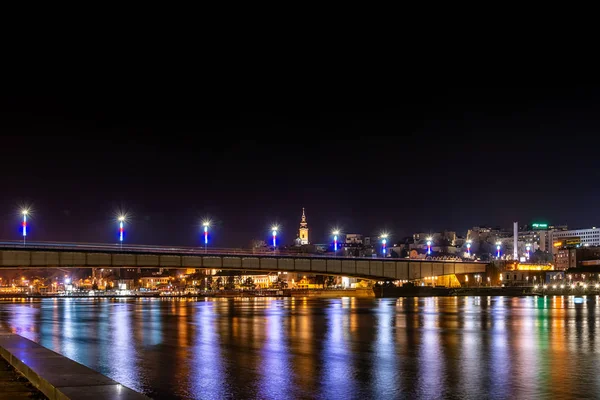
xmin=272 ymin=225 xmax=278 ymax=249
xmin=526 ymin=243 xmax=531 ymax=260
xmin=118 ymin=216 xmax=125 ymax=249
xmin=496 ymin=241 xmax=501 ymax=258
xmin=21 ymin=209 xmax=28 ymax=245
xmin=203 ymin=220 xmax=210 ymax=253
xmin=466 ymin=240 xmax=471 ymax=257
xmin=381 ymin=233 xmax=388 ymax=257
xmin=427 ymin=237 xmax=432 ymax=255
xmin=332 ymin=230 xmax=340 ymax=256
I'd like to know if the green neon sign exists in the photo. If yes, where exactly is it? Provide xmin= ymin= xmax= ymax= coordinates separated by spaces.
xmin=532 ymin=223 xmax=548 ymax=229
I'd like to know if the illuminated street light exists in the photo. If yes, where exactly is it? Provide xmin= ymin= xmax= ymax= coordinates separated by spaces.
xmin=427 ymin=237 xmax=432 ymax=255
xmin=21 ymin=209 xmax=29 ymax=245
xmin=118 ymin=215 xmax=125 ymax=249
xmin=381 ymin=233 xmax=388 ymax=256
xmin=332 ymin=229 xmax=340 ymax=256
xmin=526 ymin=243 xmax=531 ymax=260
xmin=272 ymin=225 xmax=279 ymax=248
xmin=496 ymin=241 xmax=501 ymax=258
xmin=202 ymin=220 xmax=210 ymax=253
xmin=466 ymin=240 xmax=471 ymax=257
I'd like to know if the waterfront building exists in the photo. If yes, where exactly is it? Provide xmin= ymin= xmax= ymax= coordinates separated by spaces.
xmin=556 ymin=248 xmax=577 ymax=270
xmin=139 ymin=276 xmax=171 ymax=289
xmin=541 ymin=227 xmax=600 ymax=252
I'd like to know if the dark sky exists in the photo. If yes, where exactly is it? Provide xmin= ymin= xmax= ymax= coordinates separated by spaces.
xmin=1 ymin=88 xmax=600 ymax=247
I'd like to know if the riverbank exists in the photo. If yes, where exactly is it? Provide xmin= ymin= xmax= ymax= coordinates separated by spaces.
xmin=0 ymin=288 xmax=375 ymax=299
xmin=1 ymin=355 xmax=46 ymax=399
xmin=0 ymin=331 xmax=150 ymax=400
xmin=374 ymin=285 xmax=536 ymax=297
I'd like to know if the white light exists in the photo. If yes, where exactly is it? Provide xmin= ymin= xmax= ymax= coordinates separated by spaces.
xmin=552 ymin=285 xmax=556 ymax=289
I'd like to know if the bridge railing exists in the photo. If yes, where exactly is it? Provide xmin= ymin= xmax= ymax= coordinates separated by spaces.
xmin=0 ymin=240 xmax=479 ymax=263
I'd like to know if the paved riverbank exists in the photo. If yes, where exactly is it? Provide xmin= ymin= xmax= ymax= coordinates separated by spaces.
xmin=0 ymin=331 xmax=150 ymax=400
xmin=1 ymin=356 xmax=47 ymax=399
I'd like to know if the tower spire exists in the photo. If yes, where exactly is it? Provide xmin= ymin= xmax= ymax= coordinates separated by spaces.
xmin=299 ymin=208 xmax=309 ymax=244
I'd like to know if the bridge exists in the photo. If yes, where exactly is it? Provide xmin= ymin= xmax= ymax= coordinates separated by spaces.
xmin=0 ymin=241 xmax=486 ymax=281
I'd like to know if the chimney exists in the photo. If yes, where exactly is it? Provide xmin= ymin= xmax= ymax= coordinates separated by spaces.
xmin=513 ymin=222 xmax=519 ymax=260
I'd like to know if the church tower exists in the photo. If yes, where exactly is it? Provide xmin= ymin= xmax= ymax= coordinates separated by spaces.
xmin=299 ymin=208 xmax=309 ymax=245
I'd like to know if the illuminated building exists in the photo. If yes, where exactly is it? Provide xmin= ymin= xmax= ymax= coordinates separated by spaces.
xmin=556 ymin=248 xmax=576 ymax=270
xmin=540 ymin=227 xmax=600 ymax=252
xmin=298 ymin=208 xmax=309 ymax=245
xmin=139 ymin=276 xmax=171 ymax=289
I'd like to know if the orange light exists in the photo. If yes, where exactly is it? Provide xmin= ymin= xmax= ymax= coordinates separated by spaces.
xmin=553 ymin=242 xmax=562 ymax=247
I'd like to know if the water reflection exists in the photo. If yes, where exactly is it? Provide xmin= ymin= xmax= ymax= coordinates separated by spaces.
xmin=3 ymin=296 xmax=600 ymax=399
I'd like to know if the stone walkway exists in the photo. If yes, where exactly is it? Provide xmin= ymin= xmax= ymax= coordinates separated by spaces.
xmin=0 ymin=356 xmax=47 ymax=399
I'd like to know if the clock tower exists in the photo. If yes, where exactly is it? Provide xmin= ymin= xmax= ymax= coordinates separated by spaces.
xmin=299 ymin=208 xmax=309 ymax=245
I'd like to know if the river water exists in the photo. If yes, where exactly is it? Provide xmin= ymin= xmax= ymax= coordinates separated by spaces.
xmin=0 ymin=296 xmax=598 ymax=399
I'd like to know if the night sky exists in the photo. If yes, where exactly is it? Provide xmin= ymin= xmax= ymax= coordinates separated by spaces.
xmin=1 ymin=88 xmax=599 ymax=247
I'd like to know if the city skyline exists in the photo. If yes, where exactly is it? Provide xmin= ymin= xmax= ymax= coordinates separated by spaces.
xmin=0 ymin=201 xmax=594 ymax=248
xmin=3 ymin=89 xmax=600 ymax=247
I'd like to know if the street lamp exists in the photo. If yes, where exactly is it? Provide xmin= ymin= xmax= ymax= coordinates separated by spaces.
xmin=118 ymin=215 xmax=125 ymax=249
xmin=202 ymin=220 xmax=210 ymax=253
xmin=272 ymin=225 xmax=278 ymax=249
xmin=526 ymin=243 xmax=531 ymax=260
xmin=21 ymin=209 xmax=29 ymax=245
xmin=332 ymin=230 xmax=340 ymax=256
xmin=381 ymin=233 xmax=388 ymax=257
xmin=496 ymin=241 xmax=501 ymax=258
xmin=426 ymin=237 xmax=432 ymax=255
xmin=466 ymin=240 xmax=471 ymax=257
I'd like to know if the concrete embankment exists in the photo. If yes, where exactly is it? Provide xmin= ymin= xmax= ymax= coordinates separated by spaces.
xmin=0 ymin=331 xmax=150 ymax=400
xmin=1 ymin=355 xmax=46 ymax=399
xmin=289 ymin=288 xmax=375 ymax=298
xmin=375 ymin=286 xmax=535 ymax=297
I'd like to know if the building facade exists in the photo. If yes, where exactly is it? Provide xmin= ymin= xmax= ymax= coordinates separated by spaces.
xmin=541 ymin=227 xmax=600 ymax=253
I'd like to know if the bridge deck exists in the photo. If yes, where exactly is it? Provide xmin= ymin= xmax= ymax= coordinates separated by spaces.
xmin=0 ymin=242 xmax=487 ymax=281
